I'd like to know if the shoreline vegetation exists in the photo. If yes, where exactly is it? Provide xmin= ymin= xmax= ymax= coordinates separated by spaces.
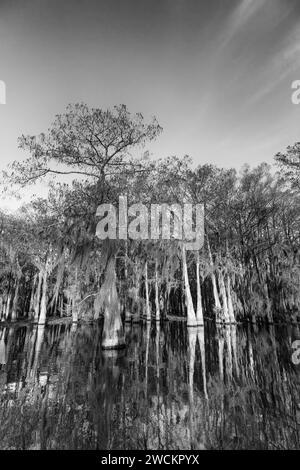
xmin=0 ymin=315 xmax=300 ymax=327
xmin=0 ymin=104 xmax=300 ymax=348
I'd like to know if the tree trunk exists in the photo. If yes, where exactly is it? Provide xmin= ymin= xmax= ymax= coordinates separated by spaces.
xmin=66 ymin=294 xmax=72 ymax=317
xmin=38 ymin=270 xmax=48 ymax=325
xmin=0 ymin=327 xmax=6 ymax=365
xmin=29 ymin=275 xmax=37 ymax=319
xmin=59 ymin=295 xmax=64 ymax=318
xmin=72 ymin=301 xmax=79 ymax=323
xmin=132 ymin=262 xmax=140 ymax=323
xmin=207 ymin=237 xmax=221 ymax=313
xmin=155 ymin=259 xmax=160 ymax=322
xmin=182 ymin=245 xmax=197 ymax=326
xmin=101 ymin=251 xmax=125 ymax=350
xmin=196 ymin=251 xmax=204 ymax=325
xmin=145 ymin=261 xmax=151 ymax=321
xmin=72 ymin=268 xmax=79 ymax=323
xmin=11 ymin=279 xmax=20 ymax=321
xmin=34 ymin=272 xmax=43 ymax=323
xmin=219 ymin=271 xmax=230 ymax=323
xmin=5 ymin=292 xmax=11 ymax=320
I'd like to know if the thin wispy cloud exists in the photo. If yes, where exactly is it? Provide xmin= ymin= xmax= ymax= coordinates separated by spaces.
xmin=247 ymin=20 xmax=300 ymax=105
xmin=219 ymin=0 xmax=268 ymax=49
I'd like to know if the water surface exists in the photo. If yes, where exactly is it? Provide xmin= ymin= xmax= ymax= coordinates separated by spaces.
xmin=0 ymin=320 xmax=299 ymax=449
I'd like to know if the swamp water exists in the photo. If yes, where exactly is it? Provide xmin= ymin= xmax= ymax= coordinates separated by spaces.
xmin=0 ymin=320 xmax=299 ymax=449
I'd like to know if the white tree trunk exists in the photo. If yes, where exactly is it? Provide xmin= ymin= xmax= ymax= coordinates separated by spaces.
xmin=196 ymin=251 xmax=204 ymax=325
xmin=155 ymin=259 xmax=160 ymax=322
xmin=101 ymin=253 xmax=125 ymax=350
xmin=34 ymin=272 xmax=43 ymax=323
xmin=0 ymin=328 xmax=6 ymax=365
xmin=207 ymin=237 xmax=221 ymax=312
xmin=72 ymin=303 xmax=79 ymax=323
xmin=29 ymin=275 xmax=37 ymax=319
xmin=38 ymin=271 xmax=48 ymax=325
xmin=145 ymin=261 xmax=151 ymax=321
xmin=5 ymin=293 xmax=11 ymax=320
xmin=182 ymin=245 xmax=197 ymax=326
xmin=219 ymin=271 xmax=230 ymax=323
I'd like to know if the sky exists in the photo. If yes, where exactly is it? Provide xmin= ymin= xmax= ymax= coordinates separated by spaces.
xmin=0 ymin=0 xmax=300 ymax=209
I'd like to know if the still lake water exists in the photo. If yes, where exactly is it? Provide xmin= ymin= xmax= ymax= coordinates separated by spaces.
xmin=0 ymin=320 xmax=299 ymax=450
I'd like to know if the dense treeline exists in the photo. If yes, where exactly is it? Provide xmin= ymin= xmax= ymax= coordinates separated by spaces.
xmin=0 ymin=104 xmax=300 ymax=348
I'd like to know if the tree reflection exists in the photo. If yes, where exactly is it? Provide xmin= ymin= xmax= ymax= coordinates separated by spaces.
xmin=0 ymin=320 xmax=298 ymax=449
